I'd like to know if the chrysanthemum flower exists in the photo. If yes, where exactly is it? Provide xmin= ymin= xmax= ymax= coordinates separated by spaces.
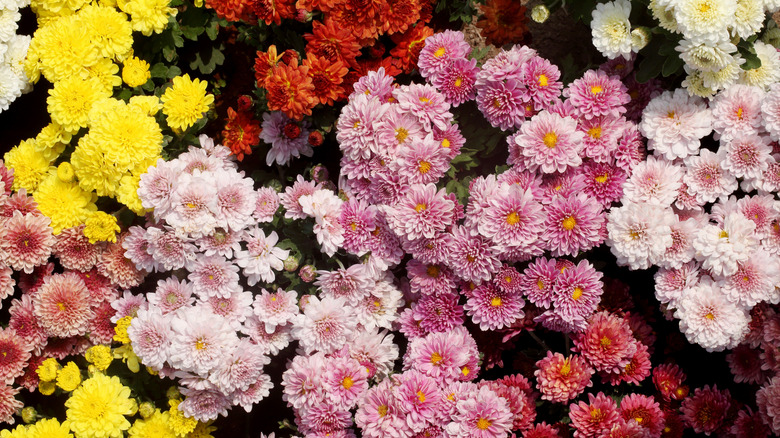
xmin=523 ymin=56 xmax=563 ymax=109
xmin=739 ymin=41 xmax=780 ymax=90
xmin=393 ymin=370 xmax=442 ymax=432
xmin=591 ymin=0 xmax=635 ymax=60
xmin=3 ymin=141 xmax=52 ymax=194
xmin=465 ymin=282 xmax=524 ymax=331
xmin=121 ymin=0 xmax=178 ymax=36
xmin=676 ymin=278 xmax=750 ymax=352
xmin=719 ymin=250 xmax=780 ymax=308
xmin=33 ymin=272 xmax=93 ymax=338
xmin=53 ymin=224 xmax=100 ymax=272
xmin=509 ymin=111 xmax=584 ymax=174
xmin=235 ymin=226 xmax=288 ymax=285
xmin=535 ymin=352 xmax=593 ymax=403
xmin=390 ymin=24 xmax=434 ymax=74
xmin=355 ymin=381 xmax=410 ymax=438
xmin=304 ymin=20 xmax=361 ymax=70
xmin=621 ymin=157 xmax=682 ymax=207
xmin=264 ymin=60 xmax=317 ymax=121
xmin=0 ymin=211 xmax=54 ymax=274
xmin=710 ymin=84 xmax=764 ymax=140
xmin=249 ymin=0 xmax=295 ymax=25
xmin=564 ymin=69 xmax=629 ymax=120
xmin=692 ymin=213 xmax=756 ymax=277
xmin=543 ymin=194 xmax=605 ymax=257
xmin=417 ymin=30 xmax=471 ymax=80
xmin=606 ymin=202 xmax=675 ymax=270
xmin=161 ymin=74 xmax=214 ymax=131
xmin=97 ymin=234 xmax=146 ymax=289
xmin=476 ymin=79 xmax=527 ymax=131
xmin=47 ymin=76 xmax=111 ymax=133
xmin=65 ymin=374 xmax=134 ymax=438
xmin=519 ymin=257 xmax=558 ymax=309
xmin=552 ymin=260 xmax=604 ymax=320
xmin=446 ymin=225 xmax=502 ymax=283
xmin=475 ymin=0 xmax=529 ymax=47
xmin=432 ymin=58 xmax=479 ymax=107
xmin=322 ymin=356 xmax=369 ymax=409
xmin=0 ymin=328 xmax=31 ymax=386
xmin=578 ymin=161 xmax=626 ymax=208
xmin=673 ymin=0 xmax=735 ymax=44
xmin=757 ymin=376 xmax=780 ymax=435
xmin=252 ymin=288 xmax=298 ymax=333
xmin=478 ymin=183 xmax=544 ymax=248
xmin=569 ymin=392 xmax=620 ymax=438
xmin=680 ymin=385 xmax=732 ymax=435
xmin=394 ymin=83 xmax=453 ymax=132
xmin=726 ymin=344 xmax=766 ymax=385
xmin=616 ymin=394 xmax=664 ymax=437
xmin=572 ymin=311 xmax=637 ymax=374
xmin=639 ymin=89 xmax=712 ymax=160
xmin=450 ymin=385 xmax=513 ymax=438
xmin=393 ymin=135 xmax=451 ymax=185
xmin=304 ymin=53 xmax=348 ymax=106
xmin=0 ymin=384 xmax=21 ymax=425
xmin=291 ymin=296 xmax=356 ymax=354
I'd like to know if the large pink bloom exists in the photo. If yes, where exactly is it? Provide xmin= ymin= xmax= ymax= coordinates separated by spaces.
xmin=387 ymin=183 xmax=456 ymax=241
xmin=508 ymin=111 xmax=584 ymax=174
xmin=33 ymin=272 xmax=93 ymax=338
xmin=0 ymin=211 xmax=54 ymax=274
xmin=534 ymin=351 xmax=593 ymax=403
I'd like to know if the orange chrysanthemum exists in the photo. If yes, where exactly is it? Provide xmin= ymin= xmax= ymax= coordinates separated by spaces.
xmin=205 ymin=0 xmax=255 ymax=22
xmin=249 ymin=0 xmax=297 ymax=25
xmin=264 ymin=60 xmax=316 ymax=121
xmin=417 ymin=0 xmax=436 ymax=23
xmin=303 ymin=53 xmax=348 ymax=105
xmin=476 ymin=0 xmax=529 ymax=47
xmin=254 ymin=45 xmax=298 ymax=87
xmin=295 ymin=0 xmax=336 ymax=12
xmin=222 ymin=98 xmax=261 ymax=161
xmin=326 ymin=0 xmax=384 ymax=41
xmin=381 ymin=0 xmax=421 ymax=35
xmin=304 ymin=20 xmax=362 ymax=69
xmin=390 ymin=24 xmax=433 ymax=74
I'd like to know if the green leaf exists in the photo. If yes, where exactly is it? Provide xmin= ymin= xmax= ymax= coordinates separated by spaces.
xmin=661 ymin=55 xmax=683 ymax=77
xmin=180 ymin=25 xmax=204 ymax=41
xmin=166 ymin=65 xmax=182 ymax=78
xmin=162 ymin=46 xmax=177 ymax=62
xmin=150 ymin=63 xmax=167 ymax=79
xmin=205 ymin=21 xmax=220 ymax=41
xmin=117 ymin=88 xmax=132 ymax=102
xmin=189 ymin=45 xmax=226 ymax=74
xmin=738 ymin=41 xmax=762 ymax=70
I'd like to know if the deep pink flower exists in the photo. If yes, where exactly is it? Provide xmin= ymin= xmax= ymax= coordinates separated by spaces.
xmin=618 ymin=393 xmax=664 ymax=438
xmin=569 ymin=392 xmax=620 ymax=438
xmin=387 ymin=183 xmax=455 ymax=241
xmin=652 ymin=363 xmax=687 ymax=402
xmin=551 ymin=260 xmax=604 ymax=320
xmin=464 ymin=282 xmax=524 ymax=331
xmin=508 ymin=111 xmax=584 ymax=174
xmin=417 ymin=30 xmax=471 ymax=80
xmin=7 ymin=296 xmax=47 ymax=355
xmin=0 ymin=211 xmax=54 ymax=274
xmin=407 ymin=259 xmax=458 ymax=295
xmin=478 ymin=184 xmax=544 ymax=249
xmin=432 ymin=58 xmax=479 ymax=107
xmin=33 ymin=272 xmax=93 ymax=338
xmin=534 ymin=351 xmax=593 ymax=403
xmin=543 ymin=195 xmax=605 ymax=257
xmin=726 ymin=344 xmax=766 ymax=384
xmin=476 ymin=79 xmax=527 ymax=131
xmin=523 ymin=56 xmax=563 ymax=109
xmin=519 ymin=257 xmax=559 ymax=309
xmin=0 ymin=328 xmax=31 ymax=386
xmin=681 ymin=385 xmax=732 ymax=435
xmin=563 ymin=69 xmax=629 ymax=120
xmin=572 ymin=311 xmax=637 ymax=374
xmin=412 ymin=292 xmax=465 ymax=333
xmin=393 ymin=370 xmax=442 ymax=432
xmin=446 ymin=225 xmax=502 ymax=283
xmin=393 ymin=83 xmax=453 ymax=132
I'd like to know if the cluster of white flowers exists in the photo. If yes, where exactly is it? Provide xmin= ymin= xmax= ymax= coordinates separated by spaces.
xmin=591 ymin=0 xmax=648 ymax=60
xmin=0 ymin=0 xmax=31 ymax=112
xmin=608 ymin=84 xmax=780 ymax=352
xmin=648 ymin=0 xmax=780 ymax=96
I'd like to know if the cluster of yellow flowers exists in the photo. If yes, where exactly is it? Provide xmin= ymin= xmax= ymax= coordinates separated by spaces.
xmin=3 ymin=0 xmax=214 ymax=241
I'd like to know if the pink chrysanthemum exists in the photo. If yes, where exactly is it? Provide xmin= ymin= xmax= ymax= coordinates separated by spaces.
xmin=680 ymin=385 xmax=732 ymax=435
xmin=121 ymin=225 xmax=155 ymax=272
xmin=538 ymin=171 xmax=587 ymax=206
xmin=355 ymin=380 xmax=410 ymax=438
xmin=711 ymin=84 xmax=764 ymax=141
xmin=253 ymin=187 xmax=280 ymax=223
xmin=316 ymin=264 xmax=373 ymax=302
xmin=187 ymin=254 xmax=241 ymax=299
xmin=621 ymin=156 xmax=682 ymax=206
xmin=579 ymin=161 xmax=626 ymax=208
xmin=402 ymin=233 xmax=452 ymax=265
xmin=578 ymin=115 xmax=625 ymax=163
xmin=639 ymin=89 xmax=712 ymax=160
xmin=411 ymin=292 xmax=464 ymax=333
xmin=508 ymin=111 xmax=584 ymax=174
xmin=291 ymin=296 xmax=356 ymax=355
xmin=572 ymin=311 xmax=637 ymax=374
xmin=137 ymin=158 xmax=179 ymax=217
xmin=127 ymin=308 xmax=172 ymax=369
xmin=0 ymin=328 xmax=30 ymax=386
xmin=407 ymin=259 xmax=458 ymax=295
xmin=0 ymin=191 xmax=39 ymax=219
xmin=523 ymin=56 xmax=563 ymax=109
xmin=618 ymin=393 xmax=664 ymax=438
xmin=551 ymin=260 xmax=604 ymax=320
xmin=279 ymin=175 xmax=320 ymax=220
xmin=450 ymin=386 xmax=513 ymax=438
xmin=0 ymin=384 xmax=21 ymax=424
xmin=53 ymin=224 xmax=101 ymax=272
xmin=373 ymin=107 xmax=424 ymax=160
xmin=563 ymin=70 xmax=629 ymax=120
xmin=614 ymin=122 xmax=646 ymax=172
xmin=393 ymin=83 xmax=453 ymax=132
xmin=393 ymin=370 xmax=442 ymax=432
xmin=730 ymin=408 xmax=771 ymax=438
xmin=338 ymin=199 xmax=377 ymax=256
xmin=166 ymin=173 xmax=220 ymax=238
xmin=569 ymin=392 xmax=620 ymax=438
xmin=252 ymin=287 xmax=298 ymax=332
xmin=32 ymin=272 xmax=93 ymax=338
xmin=350 ymin=67 xmax=395 ymax=102
xmin=196 ymin=227 xmax=244 ymax=259
xmin=719 ymin=250 xmax=780 ymax=308
xmin=476 ymin=79 xmax=527 ymax=131
xmin=417 ymin=30 xmax=471 ymax=80
xmin=0 ymin=211 xmax=54 ymax=274
xmin=178 ymin=387 xmax=232 ymax=422
xmin=432 ymin=58 xmax=479 ymax=107
xmin=322 ymin=356 xmax=369 ymax=409
xmin=7 ymin=296 xmax=47 ymax=355
xmin=97 ymin=234 xmax=146 ymax=289
xmin=721 ymin=133 xmax=772 ymax=180
xmin=0 ymin=266 xmax=13 ymax=304
xmin=147 ymin=277 xmax=194 ymax=314
xmin=146 ymin=226 xmax=197 ymax=272
xmin=214 ymin=171 xmax=257 ymax=231
xmin=604 ymin=340 xmax=651 ymax=386
xmin=0 ymin=161 xmax=12 ymax=196
xmin=168 ymin=308 xmax=239 ymax=376
xmin=260 ymin=111 xmax=313 ymax=166
xmin=522 ymin=422 xmax=562 ymax=438
xmin=407 ymin=330 xmax=470 ymax=383
xmin=203 ymin=291 xmax=253 ymax=329
xmin=88 ymin=300 xmax=117 ymax=345
xmin=757 ymin=377 xmax=780 ymax=435
xmin=464 ymin=282 xmax=524 ymax=331
xmin=478 ymin=183 xmax=544 ymax=250
xmin=235 ymin=226 xmax=288 ymax=285
xmin=652 ymin=363 xmax=687 ymax=402
xmin=543 ymin=194 xmax=605 ymax=257
xmin=535 ymin=351 xmax=593 ymax=403
xmin=387 ymin=183 xmax=455 ymax=241
xmin=110 ymin=290 xmax=147 ymax=322
xmin=209 ymin=338 xmax=268 ymax=394
xmin=446 ymin=225 xmax=502 ymax=283
xmin=393 ymin=135 xmax=451 ymax=185
xmin=519 ymin=257 xmax=559 ymax=309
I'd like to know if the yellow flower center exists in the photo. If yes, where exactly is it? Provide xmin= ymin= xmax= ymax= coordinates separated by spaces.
xmin=353 ymin=120 xmax=360 ymax=129
xmin=454 ymin=77 xmax=462 ymax=87
xmin=430 ymin=352 xmax=443 ymax=365
xmin=600 ymin=336 xmax=612 ymax=348
xmin=461 ymin=366 xmax=470 ymax=376
xmin=195 ymin=339 xmax=206 ymax=350
xmin=415 ymin=203 xmax=427 ymax=212
xmin=560 ymin=360 xmax=571 ymax=376
xmin=705 ymin=312 xmax=715 ymax=320
xmin=416 ymin=390 xmax=426 ymax=403
xmin=434 ymin=47 xmax=446 ymax=57
xmin=378 ymin=404 xmax=388 ymax=417
xmin=594 ymin=173 xmax=609 ymax=183
xmin=419 ymin=97 xmax=430 ymax=103
xmin=698 ymin=1 xmax=711 ymax=13
xmin=562 ymin=216 xmax=577 ymax=230
xmin=587 ymin=126 xmax=602 ymax=139
xmin=342 ymin=376 xmax=354 ymax=389
xmin=591 ymin=85 xmax=603 ymax=94
xmin=667 ymin=111 xmax=676 ymax=119
xmin=476 ymin=418 xmax=492 ymax=430
xmin=537 ymin=279 xmax=545 ymax=289
xmin=418 ymin=161 xmax=432 ymax=174
xmin=506 ymin=211 xmax=520 ymax=225
xmin=543 ymin=132 xmax=558 ymax=148
xmin=395 ymin=127 xmax=409 ymax=143
xmin=426 ymin=265 xmax=441 ymax=278
xmin=441 ymin=138 xmax=451 ymax=148
xmin=538 ymin=74 xmax=548 ymax=87
xmin=736 ymin=107 xmax=744 ymax=120
xmin=490 ymin=297 xmax=502 ymax=307
xmin=719 ymin=230 xmax=729 ymax=239
xmin=57 ymin=302 xmax=66 ymax=311
xmin=572 ymin=287 xmax=583 ymax=300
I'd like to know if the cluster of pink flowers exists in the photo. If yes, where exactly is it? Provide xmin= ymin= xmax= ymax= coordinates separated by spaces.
xmin=0 ymin=161 xmax=139 ymax=423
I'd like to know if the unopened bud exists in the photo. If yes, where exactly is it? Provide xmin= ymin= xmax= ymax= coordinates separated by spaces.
xmin=299 ymin=265 xmax=316 ymax=282
xmin=531 ymin=5 xmax=549 ymax=23
xmin=138 ymin=401 xmax=156 ymax=419
xmin=283 ymin=255 xmax=300 ymax=272
xmin=631 ymin=27 xmax=651 ymax=51
xmin=21 ymin=407 xmax=37 ymax=424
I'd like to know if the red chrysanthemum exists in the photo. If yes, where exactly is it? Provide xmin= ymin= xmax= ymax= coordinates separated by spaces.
xmin=390 ymin=24 xmax=433 ymax=74
xmin=249 ymin=0 xmax=296 ymax=25
xmin=569 ymin=392 xmax=620 ymax=438
xmin=303 ymin=53 xmax=348 ymax=106
xmin=0 ymin=328 xmax=31 ymax=386
xmin=0 ymin=211 xmax=55 ymax=274
xmin=572 ymin=311 xmax=638 ymax=374
xmin=305 ymin=20 xmax=362 ymax=69
xmin=8 ymin=296 xmax=47 ymax=355
xmin=476 ymin=0 xmax=529 ymax=47
xmin=381 ymin=0 xmax=421 ymax=35
xmin=222 ymin=105 xmax=261 ymax=161
xmin=96 ymin=234 xmax=146 ymax=289
xmin=326 ymin=0 xmax=384 ymax=41
xmin=680 ymin=385 xmax=732 ymax=435
xmin=53 ymin=224 xmax=101 ymax=272
xmin=619 ymin=393 xmax=665 ymax=438
xmin=264 ymin=60 xmax=317 ymax=121
xmin=205 ymin=0 xmax=254 ymax=22
xmin=89 ymin=300 xmax=118 ymax=345
xmin=652 ymin=363 xmax=687 ymax=402
xmin=32 ymin=272 xmax=93 ymax=338
xmin=254 ymin=45 xmax=298 ymax=87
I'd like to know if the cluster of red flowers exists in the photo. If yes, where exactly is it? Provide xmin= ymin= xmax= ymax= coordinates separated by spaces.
xmin=221 ymin=95 xmax=262 ymax=161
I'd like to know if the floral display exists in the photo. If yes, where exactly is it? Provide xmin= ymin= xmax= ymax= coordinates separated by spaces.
xmin=1 ymin=0 xmax=780 ymax=436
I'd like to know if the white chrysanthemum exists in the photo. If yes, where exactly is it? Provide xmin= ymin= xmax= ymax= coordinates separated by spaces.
xmin=354 ymin=280 xmax=404 ymax=331
xmin=606 ymin=202 xmax=675 ymax=270
xmin=658 ymin=215 xmax=705 ymax=269
xmin=720 ymin=134 xmax=773 ymax=180
xmin=5 ymin=34 xmax=30 ymax=85
xmin=0 ymin=64 xmax=23 ymax=112
xmin=650 ymin=0 xmax=679 ymax=32
xmin=654 ymin=261 xmax=701 ymax=306
xmin=739 ymin=41 xmax=780 ymax=90
xmin=0 ymin=8 xmax=20 ymax=43
xmin=127 ymin=307 xmax=172 ymax=370
xmin=683 ymin=149 xmax=738 ymax=205
xmin=591 ymin=0 xmax=635 ymax=59
xmin=763 ymin=83 xmax=780 ymax=141
xmin=235 ymin=227 xmax=288 ymax=286
xmin=682 ymin=66 xmax=718 ymax=98
xmin=675 ymin=277 xmax=750 ymax=352
xmin=717 ymin=249 xmax=780 ymax=308
xmin=299 ymin=189 xmax=344 ymax=257
xmin=692 ymin=213 xmax=757 ymax=276
xmin=731 ymin=0 xmax=765 ymax=39
xmin=701 ymin=53 xmax=744 ymax=91
xmin=710 ymin=84 xmax=764 ymax=141
xmin=639 ymin=89 xmax=712 ymax=160
xmin=167 ymin=307 xmax=240 ymax=376
xmin=291 ymin=296 xmax=357 ymax=355
xmin=621 ymin=156 xmax=682 ymax=206
xmin=674 ymin=0 xmax=736 ymax=44
xmin=676 ymin=39 xmax=738 ymax=72
xmin=348 ymin=329 xmax=399 ymax=379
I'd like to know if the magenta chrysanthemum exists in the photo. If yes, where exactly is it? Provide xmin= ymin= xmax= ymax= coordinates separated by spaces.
xmin=572 ymin=311 xmax=637 ymax=374
xmin=393 ymin=83 xmax=453 ymax=132
xmin=519 ymin=257 xmax=559 ymax=309
xmin=464 ymin=282 xmax=524 ymax=331
xmin=552 ymin=260 xmax=604 ymax=320
xmin=417 ymin=30 xmax=471 ymax=80
xmin=446 ymin=225 xmax=502 ymax=283
xmin=478 ymin=183 xmax=544 ymax=249
xmin=432 ymin=58 xmax=479 ymax=107
xmin=535 ymin=351 xmax=593 ymax=403
xmin=543 ymin=194 xmax=605 ymax=257
xmin=563 ymin=69 xmax=629 ymax=120
xmin=260 ymin=111 xmax=313 ymax=166
xmin=387 ymin=183 xmax=455 ymax=241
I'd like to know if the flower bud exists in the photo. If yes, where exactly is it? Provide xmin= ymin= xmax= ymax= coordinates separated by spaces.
xmin=531 ymin=5 xmax=550 ymax=23
xmin=299 ymin=265 xmax=317 ymax=282
xmin=21 ymin=407 xmax=37 ymax=424
xmin=631 ymin=27 xmax=651 ymax=51
xmin=138 ymin=401 xmax=156 ymax=419
xmin=283 ymin=255 xmax=300 ymax=272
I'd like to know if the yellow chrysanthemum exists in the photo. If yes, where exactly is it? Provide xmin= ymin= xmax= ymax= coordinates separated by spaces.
xmin=84 ymin=58 xmax=122 ymax=92
xmin=83 ymin=211 xmax=120 ymax=244
xmin=56 ymin=362 xmax=82 ymax=392
xmin=47 ymin=76 xmax=111 ymax=133
xmin=85 ymin=345 xmax=113 ymax=371
xmin=65 ymin=374 xmax=134 ymax=438
xmin=32 ymin=15 xmax=99 ymax=83
xmin=87 ymin=97 xmax=125 ymax=127
xmin=32 ymin=0 xmax=87 ymax=16
xmin=23 ymin=42 xmax=42 ymax=84
xmin=57 ymin=162 xmax=75 ymax=183
xmin=26 ymin=418 xmax=72 ymax=438
xmin=185 ymin=422 xmax=216 ymax=438
xmin=37 ymin=358 xmax=60 ymax=382
xmin=34 ymin=122 xmax=71 ymax=160
xmin=122 ymin=57 xmax=150 ymax=87
xmin=113 ymin=316 xmax=132 ymax=344
xmin=33 ymin=173 xmax=98 ymax=234
xmin=116 ymin=174 xmax=147 ymax=215
xmin=71 ymin=135 xmax=125 ymax=197
xmin=161 ymin=74 xmax=214 ymax=131
xmin=4 ymin=140 xmax=54 ymax=193
xmin=0 ymin=425 xmax=30 ymax=438
xmin=167 ymin=399 xmax=197 ymax=436
xmin=79 ymin=5 xmax=133 ymax=60
xmin=128 ymin=410 xmax=176 ymax=438
xmin=128 ymin=95 xmax=161 ymax=116
xmin=88 ymin=101 xmax=163 ymax=169
xmin=119 ymin=0 xmax=177 ymax=36
xmin=38 ymin=381 xmax=56 ymax=395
